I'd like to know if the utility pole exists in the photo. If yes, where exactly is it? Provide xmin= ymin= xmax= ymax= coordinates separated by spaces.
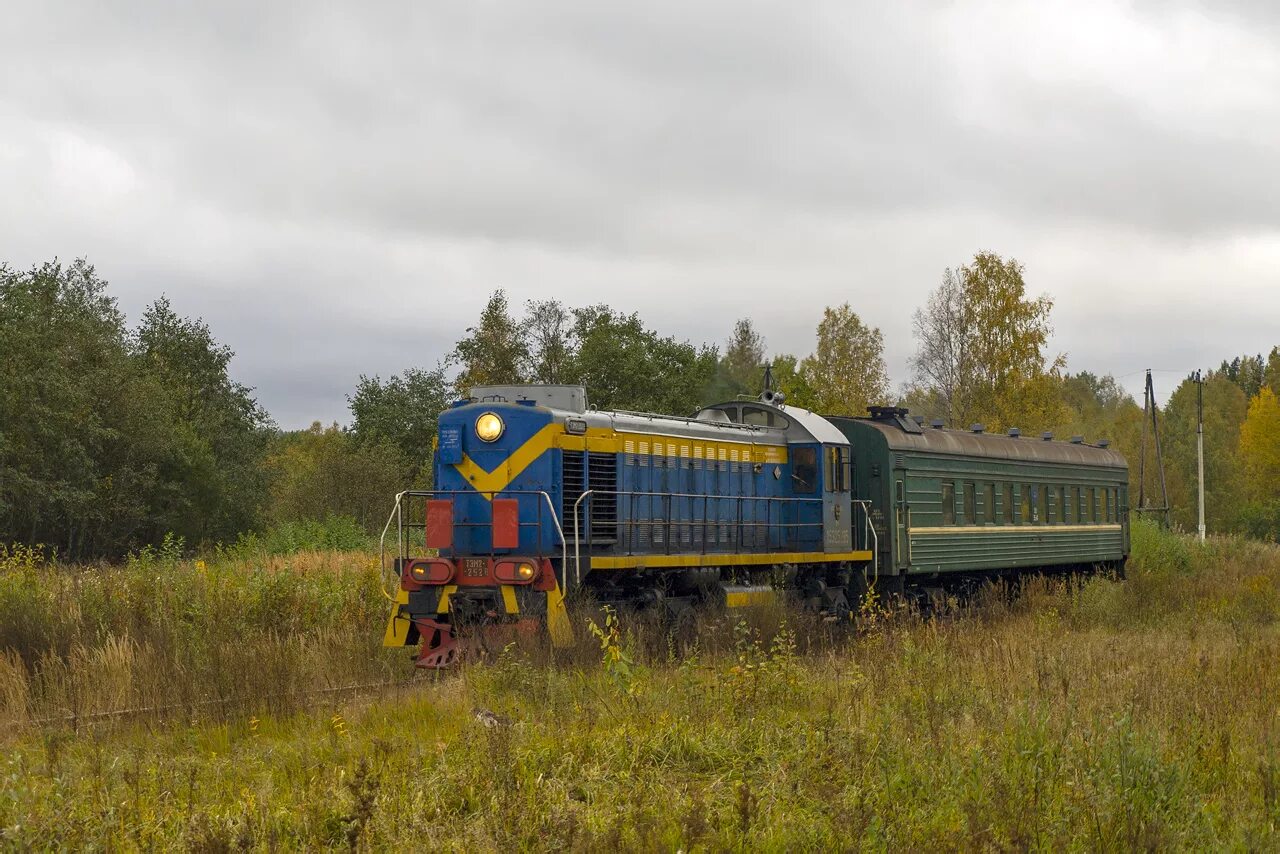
xmin=1137 ymin=369 xmax=1171 ymax=528
xmin=1196 ymin=370 xmax=1206 ymax=542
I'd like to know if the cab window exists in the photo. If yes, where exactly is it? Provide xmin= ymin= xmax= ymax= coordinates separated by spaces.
xmin=824 ymin=446 xmax=850 ymax=493
xmin=791 ymin=448 xmax=817 ymax=494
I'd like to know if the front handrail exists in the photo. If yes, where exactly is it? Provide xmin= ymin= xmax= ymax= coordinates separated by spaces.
xmin=377 ymin=489 xmax=568 ymax=599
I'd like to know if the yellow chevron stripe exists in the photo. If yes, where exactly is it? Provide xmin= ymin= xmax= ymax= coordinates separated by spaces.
xmin=451 ymin=423 xmax=561 ymax=499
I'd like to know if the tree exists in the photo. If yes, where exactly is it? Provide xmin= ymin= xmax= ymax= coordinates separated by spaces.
xmin=798 ymin=304 xmax=890 ymax=416
xmin=769 ymin=354 xmax=816 ymax=409
xmin=910 ymin=252 xmax=1064 ymax=431
xmin=566 ymin=305 xmax=718 ymax=415
xmin=450 ymin=290 xmax=527 ymax=395
xmin=131 ymin=297 xmax=271 ymax=545
xmin=1263 ymin=346 xmax=1280 ymax=397
xmin=720 ymin=318 xmax=766 ymax=397
xmin=265 ymin=424 xmax=410 ymax=531
xmin=1240 ymin=387 xmax=1280 ymax=502
xmin=0 ymin=259 xmax=133 ymax=556
xmin=1054 ymin=372 xmax=1143 ymax=497
xmin=1162 ymin=373 xmax=1248 ymax=533
xmin=1220 ymin=354 xmax=1265 ymax=401
xmin=348 ymin=366 xmax=449 ymax=484
xmin=522 ymin=299 xmax=572 ymax=384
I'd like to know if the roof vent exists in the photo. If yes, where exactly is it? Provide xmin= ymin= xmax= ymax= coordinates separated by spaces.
xmin=868 ymin=405 xmax=909 ymax=421
xmin=1098 ymin=439 xmax=1111 ymax=449
xmin=913 ymin=415 xmax=925 ymax=426
xmin=1008 ymin=427 xmax=1021 ymax=438
xmin=1041 ymin=431 xmax=1053 ymax=441
xmin=1070 ymin=435 xmax=1084 ymax=444
xmin=930 ymin=418 xmax=945 ymax=429
xmin=970 ymin=423 xmax=984 ymax=433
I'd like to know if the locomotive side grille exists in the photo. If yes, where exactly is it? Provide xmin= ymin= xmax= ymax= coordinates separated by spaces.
xmin=587 ymin=451 xmax=618 ymax=542
xmin=562 ymin=450 xmax=586 ymax=539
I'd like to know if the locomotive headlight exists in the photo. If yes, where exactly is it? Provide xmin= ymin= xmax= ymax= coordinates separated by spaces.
xmin=475 ymin=412 xmax=504 ymax=442
xmin=516 ymin=562 xmax=535 ymax=580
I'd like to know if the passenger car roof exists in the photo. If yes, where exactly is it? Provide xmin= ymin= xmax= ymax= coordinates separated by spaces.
xmin=830 ymin=416 xmax=1128 ymax=470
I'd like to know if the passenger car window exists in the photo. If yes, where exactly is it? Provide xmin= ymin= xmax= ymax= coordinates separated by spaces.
xmin=1021 ymin=485 xmax=1032 ymax=523
xmin=963 ymin=483 xmax=976 ymax=525
xmin=985 ymin=483 xmax=996 ymax=524
xmin=1003 ymin=484 xmax=1014 ymax=524
xmin=791 ymin=447 xmax=817 ymax=494
xmin=941 ymin=482 xmax=956 ymax=525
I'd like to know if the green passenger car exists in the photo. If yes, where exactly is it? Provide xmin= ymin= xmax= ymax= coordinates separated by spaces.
xmin=830 ymin=408 xmax=1129 ymax=584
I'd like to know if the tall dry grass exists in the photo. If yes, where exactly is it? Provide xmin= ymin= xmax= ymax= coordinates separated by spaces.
xmin=0 ymin=540 xmax=400 ymax=729
xmin=1 ymin=521 xmax=1279 ymax=848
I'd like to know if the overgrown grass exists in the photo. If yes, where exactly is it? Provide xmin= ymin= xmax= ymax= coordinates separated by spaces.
xmin=2 ymin=521 xmax=1279 ymax=849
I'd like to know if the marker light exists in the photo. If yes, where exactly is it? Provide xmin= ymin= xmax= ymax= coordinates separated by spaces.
xmin=475 ymin=412 xmax=504 ymax=442
xmin=494 ymin=560 xmax=539 ymax=584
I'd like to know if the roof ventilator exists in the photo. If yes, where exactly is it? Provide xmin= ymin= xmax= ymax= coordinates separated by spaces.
xmin=1008 ymin=428 xmax=1021 ymax=438
xmin=1097 ymin=439 xmax=1111 ymax=448
xmin=970 ymin=424 xmax=984 ymax=433
xmin=1070 ymin=436 xmax=1084 ymax=444
xmin=930 ymin=418 xmax=945 ymax=429
xmin=1042 ymin=431 xmax=1053 ymax=441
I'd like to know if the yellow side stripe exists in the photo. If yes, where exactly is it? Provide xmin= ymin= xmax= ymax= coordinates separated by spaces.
xmin=910 ymin=524 xmax=1123 ymax=535
xmin=590 ymin=550 xmax=872 ymax=570
xmin=725 ymin=586 xmax=779 ymax=608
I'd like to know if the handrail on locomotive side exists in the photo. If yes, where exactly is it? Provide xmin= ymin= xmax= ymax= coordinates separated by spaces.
xmin=570 ymin=490 xmax=879 ymax=587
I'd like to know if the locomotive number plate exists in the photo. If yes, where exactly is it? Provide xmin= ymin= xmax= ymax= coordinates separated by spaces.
xmin=461 ymin=558 xmax=489 ymax=578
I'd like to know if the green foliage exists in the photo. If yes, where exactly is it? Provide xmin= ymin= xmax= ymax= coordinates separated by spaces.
xmin=910 ymin=252 xmax=1065 ymax=431
xmin=223 ymin=516 xmax=371 ymax=557
xmin=0 ymin=260 xmax=268 ymax=558
xmin=566 ymin=304 xmax=719 ymax=415
xmin=798 ymin=303 xmax=890 ymax=416
xmin=348 ymin=366 xmax=449 ymax=480
xmin=265 ymin=424 xmax=409 ymax=532
xmin=718 ymin=318 xmax=767 ymax=398
xmin=0 ymin=546 xmax=392 ymax=719
xmin=522 ymin=298 xmax=572 ymax=383
xmin=765 ymin=353 xmax=815 ymax=409
xmin=1162 ymin=373 xmax=1248 ymax=533
xmin=586 ymin=606 xmax=639 ymax=696
xmin=449 ymin=289 xmax=527 ymax=394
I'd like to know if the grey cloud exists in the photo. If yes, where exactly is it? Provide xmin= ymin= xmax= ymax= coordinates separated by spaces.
xmin=3 ymin=1 xmax=1278 ymax=426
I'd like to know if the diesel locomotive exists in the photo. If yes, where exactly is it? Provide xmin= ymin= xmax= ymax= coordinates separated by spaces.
xmin=381 ymin=384 xmax=1129 ymax=667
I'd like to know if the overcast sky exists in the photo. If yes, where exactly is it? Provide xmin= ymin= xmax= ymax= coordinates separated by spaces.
xmin=4 ymin=1 xmax=1278 ymax=427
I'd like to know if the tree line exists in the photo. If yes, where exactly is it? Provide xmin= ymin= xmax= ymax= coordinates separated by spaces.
xmin=4 ymin=254 xmax=1279 ymax=558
